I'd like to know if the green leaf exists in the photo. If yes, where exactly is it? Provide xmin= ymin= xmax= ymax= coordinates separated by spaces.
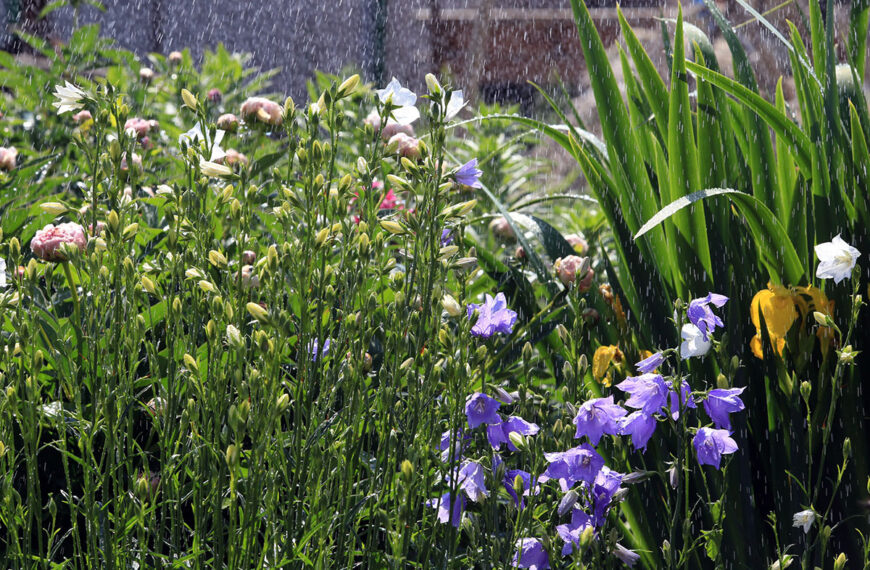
xmin=686 ymin=61 xmax=812 ymax=176
xmin=635 ymin=188 xmax=806 ymax=285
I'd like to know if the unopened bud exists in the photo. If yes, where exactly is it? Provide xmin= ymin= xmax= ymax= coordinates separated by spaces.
xmin=833 ymin=553 xmax=846 ymax=570
xmin=225 ymin=444 xmax=240 ymax=468
xmin=181 ymin=89 xmax=198 ymax=110
xmin=400 ymin=459 xmax=414 ymax=481
xmin=800 ymin=380 xmax=811 ymax=403
xmin=508 ymin=432 xmax=526 ymax=451
xmin=442 ymin=294 xmax=463 ymax=317
xmin=579 ymin=526 xmax=595 ymax=550
xmin=246 ymin=302 xmax=270 ymax=324
xmin=337 ymin=74 xmax=361 ymax=98
xmin=844 ymin=438 xmax=852 ymax=461
xmin=558 ymin=489 xmax=579 ymax=516
xmin=425 ymin=73 xmax=443 ymax=96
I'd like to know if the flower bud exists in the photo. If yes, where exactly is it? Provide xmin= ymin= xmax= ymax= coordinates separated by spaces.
xmin=226 ymin=324 xmax=243 ymax=349
xmin=225 ymin=444 xmax=240 ymax=468
xmin=425 ymin=73 xmax=443 ymax=96
xmin=558 ymin=489 xmax=579 ymax=516
xmin=844 ymin=437 xmax=852 ymax=461
xmin=246 ymin=302 xmax=270 ymax=324
xmin=141 ymin=275 xmax=159 ymax=296
xmin=276 ymin=393 xmax=290 ymax=414
xmin=579 ymin=526 xmax=595 ymax=550
xmin=40 ymin=202 xmax=68 ymax=216
xmin=508 ymin=432 xmax=527 ymax=451
xmin=441 ymin=294 xmax=463 ymax=317
xmin=181 ymin=89 xmax=198 ymax=111
xmin=833 ymin=553 xmax=846 ymax=570
xmin=400 ymin=459 xmax=414 ymax=481
xmin=337 ymin=74 xmax=361 ymax=98
xmin=183 ymin=353 xmax=198 ymax=373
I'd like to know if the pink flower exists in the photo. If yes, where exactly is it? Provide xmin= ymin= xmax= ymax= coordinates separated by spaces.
xmin=240 ymin=97 xmax=283 ymax=126
xmin=379 ymin=188 xmax=401 ymax=210
xmin=381 ymin=121 xmax=414 ymax=142
xmin=217 ymin=113 xmax=239 ymax=132
xmin=387 ymin=132 xmax=420 ymax=160
xmin=0 ymin=147 xmax=17 ymax=171
xmin=124 ymin=118 xmax=158 ymax=138
xmin=30 ymin=222 xmax=87 ymax=262
xmin=489 ymin=217 xmax=515 ymax=240
xmin=555 ymin=255 xmax=594 ymax=290
xmin=168 ymin=51 xmax=183 ymax=64
xmin=207 ymin=88 xmax=222 ymax=103
xmin=565 ymin=233 xmax=588 ymax=255
xmin=139 ymin=67 xmax=155 ymax=82
xmin=121 ymin=152 xmax=142 ymax=173
xmin=73 ymin=110 xmax=92 ymax=124
xmin=219 ymin=149 xmax=248 ymax=167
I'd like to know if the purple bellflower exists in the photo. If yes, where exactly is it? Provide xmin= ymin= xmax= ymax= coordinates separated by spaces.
xmin=557 ymin=509 xmax=594 ymax=556
xmin=439 ymin=428 xmax=470 ymax=462
xmin=513 ymin=537 xmax=550 ymax=569
xmin=426 ymin=492 xmax=465 ymax=528
xmin=618 ymin=411 xmax=657 ymax=452
xmin=666 ymin=379 xmax=697 ymax=420
xmin=467 ymin=292 xmax=518 ymax=338
xmin=613 ymin=544 xmax=641 ymax=567
xmin=617 ymin=373 xmax=669 ymax=416
xmin=455 ymin=158 xmax=483 ymax=189
xmin=504 ymin=468 xmax=538 ymax=510
xmin=687 ymin=293 xmax=729 ymax=340
xmin=440 ymin=228 xmax=454 ymax=246
xmin=308 ymin=338 xmax=331 ymax=361
xmin=465 ymin=392 xmax=502 ymax=429
xmin=454 ymin=460 xmax=488 ymax=502
xmin=541 ymin=444 xmax=605 ymax=490
xmin=572 ymin=396 xmax=627 ymax=445
xmin=635 ymin=351 xmax=665 ymax=374
xmin=693 ymin=427 xmax=738 ymax=469
xmin=590 ymin=466 xmax=624 ymax=527
xmin=487 ymin=416 xmax=540 ymax=451
xmin=703 ymin=387 xmax=746 ymax=430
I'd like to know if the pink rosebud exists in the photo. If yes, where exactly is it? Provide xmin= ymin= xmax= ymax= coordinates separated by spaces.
xmin=381 ymin=121 xmax=414 ymax=142
xmin=139 ymin=67 xmax=155 ymax=82
xmin=565 ymin=233 xmax=588 ymax=255
xmin=0 ymin=147 xmax=17 ymax=171
xmin=489 ymin=217 xmax=515 ymax=240
xmin=217 ymin=113 xmax=239 ymax=132
xmin=120 ymin=152 xmax=142 ymax=173
xmin=207 ymin=88 xmax=222 ymax=104
xmin=30 ymin=222 xmax=87 ymax=262
xmin=240 ymin=265 xmax=259 ymax=289
xmin=168 ymin=51 xmax=183 ymax=64
xmin=555 ymin=255 xmax=593 ymax=289
xmin=241 ymin=250 xmax=256 ymax=265
xmin=73 ymin=110 xmax=92 ymax=124
xmin=240 ymin=97 xmax=283 ymax=127
xmin=387 ymin=132 xmax=420 ymax=160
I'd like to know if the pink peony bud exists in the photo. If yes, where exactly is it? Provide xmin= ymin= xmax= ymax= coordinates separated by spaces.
xmin=387 ymin=132 xmax=420 ymax=160
xmin=73 ymin=110 xmax=92 ymax=124
xmin=124 ymin=117 xmax=156 ymax=139
xmin=240 ymin=97 xmax=283 ymax=127
xmin=217 ymin=113 xmax=239 ymax=132
xmin=139 ymin=67 xmax=155 ymax=82
xmin=30 ymin=222 xmax=87 ymax=262
xmin=564 ymin=233 xmax=588 ymax=255
xmin=120 ymin=152 xmax=142 ymax=173
xmin=168 ymin=51 xmax=183 ymax=64
xmin=381 ymin=121 xmax=414 ymax=142
xmin=223 ymin=149 xmax=248 ymax=167
xmin=555 ymin=255 xmax=593 ymax=289
xmin=241 ymin=250 xmax=256 ymax=265
xmin=0 ymin=147 xmax=17 ymax=171
xmin=489 ymin=217 xmax=515 ymax=240
xmin=207 ymin=88 xmax=222 ymax=104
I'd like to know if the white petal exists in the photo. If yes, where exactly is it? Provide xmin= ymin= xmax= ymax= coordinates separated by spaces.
xmin=390 ymin=105 xmax=420 ymax=126
xmin=445 ymin=90 xmax=466 ymax=120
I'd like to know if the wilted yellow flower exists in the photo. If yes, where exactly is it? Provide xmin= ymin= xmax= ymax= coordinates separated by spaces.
xmin=592 ymin=345 xmax=624 ymax=387
xmin=750 ymin=283 xmax=835 ymax=360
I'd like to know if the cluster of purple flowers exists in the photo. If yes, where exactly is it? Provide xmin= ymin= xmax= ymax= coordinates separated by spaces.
xmin=467 ymin=292 xmax=518 ymax=338
xmin=428 ymin=392 xmax=541 ymax=528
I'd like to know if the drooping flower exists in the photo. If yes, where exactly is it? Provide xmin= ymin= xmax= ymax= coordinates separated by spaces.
xmin=0 ymin=147 xmax=17 ymax=171
xmin=512 ymin=537 xmax=550 ymax=569
xmin=815 ymin=235 xmax=860 ymax=284
xmin=666 ymin=379 xmax=697 ymax=420
xmin=680 ymin=323 xmax=712 ymax=359
xmin=502 ymin=468 xmax=539 ymax=509
xmin=572 ymin=396 xmax=626 ymax=445
xmin=487 ymin=416 xmax=540 ymax=451
xmin=467 ymin=292 xmax=517 ymax=338
xmin=426 ymin=492 xmax=464 ymax=527
xmin=693 ymin=427 xmax=738 ymax=469
xmin=376 ymin=78 xmax=419 ymax=125
xmin=454 ymin=460 xmax=488 ymax=502
xmin=792 ymin=509 xmax=816 ymax=534
xmin=52 ymin=81 xmax=86 ymax=115
xmin=635 ymin=351 xmax=665 ymax=374
xmin=613 ymin=543 xmax=641 ymax=567
xmin=240 ymin=97 xmax=283 ymax=126
xmin=557 ymin=509 xmax=594 ymax=556
xmin=454 ymin=158 xmax=483 ymax=188
xmin=489 ymin=216 xmax=516 ymax=240
xmin=687 ymin=293 xmax=728 ymax=340
xmin=221 ymin=149 xmax=248 ymax=168
xmin=619 ymin=411 xmax=657 ymax=452
xmin=703 ymin=387 xmax=746 ymax=430
xmin=31 ymin=223 xmax=87 ymax=262
xmin=616 ymin=373 xmax=669 ymax=416
xmin=542 ymin=444 xmax=605 ymax=489
xmin=749 ymin=284 xmax=799 ymax=359
xmin=465 ymin=392 xmax=501 ymax=429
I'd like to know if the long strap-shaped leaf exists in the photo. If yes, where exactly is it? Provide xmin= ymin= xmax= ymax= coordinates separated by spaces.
xmin=685 ymin=61 xmax=813 ymax=176
xmin=635 ymin=189 xmax=807 ymax=286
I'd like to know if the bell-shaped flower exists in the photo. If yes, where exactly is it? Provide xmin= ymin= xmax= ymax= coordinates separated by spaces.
xmin=815 ymin=234 xmax=860 ymax=284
